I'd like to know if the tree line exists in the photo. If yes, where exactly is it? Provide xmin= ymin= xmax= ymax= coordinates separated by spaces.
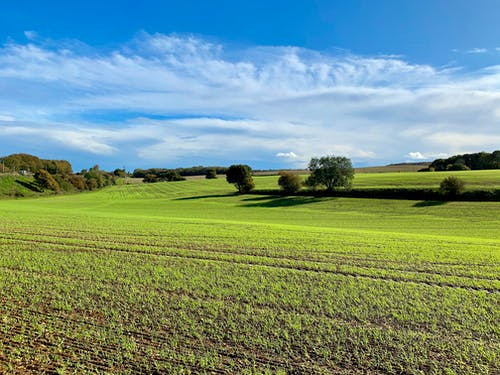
xmin=419 ymin=150 xmax=500 ymax=171
xmin=0 ymin=153 xmax=118 ymax=193
xmin=132 ymin=166 xmax=227 ymax=182
xmin=0 ymin=153 xmax=72 ymax=174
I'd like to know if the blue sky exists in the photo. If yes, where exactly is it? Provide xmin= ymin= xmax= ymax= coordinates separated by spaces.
xmin=1 ymin=1 xmax=500 ymax=171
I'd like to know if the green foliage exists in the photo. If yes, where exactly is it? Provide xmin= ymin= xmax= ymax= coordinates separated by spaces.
xmin=305 ymin=155 xmax=355 ymax=191
xmin=277 ymin=172 xmax=301 ymax=194
xmin=431 ymin=150 xmax=500 ymax=171
xmin=83 ymin=165 xmax=117 ymax=188
xmin=440 ymin=176 xmax=465 ymax=196
xmin=66 ymin=174 xmax=87 ymax=191
xmin=133 ymin=166 xmax=227 ymax=178
xmin=34 ymin=169 xmax=60 ymax=191
xmin=142 ymin=170 xmax=185 ymax=183
xmin=113 ymin=168 xmax=127 ymax=178
xmin=43 ymin=160 xmax=73 ymax=174
xmin=205 ymin=169 xmax=217 ymax=179
xmin=446 ymin=163 xmax=470 ymax=171
xmin=86 ymin=177 xmax=98 ymax=190
xmin=0 ymin=153 xmax=72 ymax=174
xmin=226 ymin=164 xmax=254 ymax=193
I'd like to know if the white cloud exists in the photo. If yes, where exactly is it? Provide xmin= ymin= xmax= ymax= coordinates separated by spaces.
xmin=0 ymin=33 xmax=499 ymax=169
xmin=276 ymin=152 xmax=298 ymax=159
xmin=408 ymin=152 xmax=425 ymax=160
xmin=407 ymin=151 xmax=449 ymax=160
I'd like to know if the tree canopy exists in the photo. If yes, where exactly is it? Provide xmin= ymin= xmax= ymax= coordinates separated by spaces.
xmin=0 ymin=153 xmax=72 ymax=174
xmin=305 ymin=155 xmax=355 ymax=191
xmin=226 ymin=164 xmax=254 ymax=193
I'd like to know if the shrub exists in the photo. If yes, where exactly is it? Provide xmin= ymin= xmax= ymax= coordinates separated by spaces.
xmin=278 ymin=172 xmax=301 ymax=194
xmin=206 ymin=169 xmax=217 ymax=179
xmin=439 ymin=176 xmax=465 ymax=197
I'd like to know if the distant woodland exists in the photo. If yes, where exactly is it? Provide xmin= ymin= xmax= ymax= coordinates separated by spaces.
xmin=420 ymin=151 xmax=500 ymax=171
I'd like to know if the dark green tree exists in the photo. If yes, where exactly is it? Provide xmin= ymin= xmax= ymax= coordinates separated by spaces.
xmin=278 ymin=172 xmax=301 ymax=194
xmin=226 ymin=164 xmax=254 ymax=193
xmin=206 ymin=169 xmax=217 ymax=179
xmin=305 ymin=155 xmax=355 ymax=191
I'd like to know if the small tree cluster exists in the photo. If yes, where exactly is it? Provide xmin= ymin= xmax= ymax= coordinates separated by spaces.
xmin=81 ymin=165 xmax=117 ymax=189
xmin=226 ymin=164 xmax=254 ymax=193
xmin=142 ymin=170 xmax=185 ymax=183
xmin=278 ymin=172 xmax=302 ymax=194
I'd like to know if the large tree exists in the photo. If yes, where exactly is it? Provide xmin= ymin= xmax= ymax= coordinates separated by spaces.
xmin=226 ymin=164 xmax=254 ymax=193
xmin=305 ymin=155 xmax=355 ymax=191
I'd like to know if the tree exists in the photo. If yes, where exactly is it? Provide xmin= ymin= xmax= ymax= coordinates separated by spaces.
xmin=113 ymin=168 xmax=127 ymax=177
xmin=206 ymin=168 xmax=217 ymax=179
xmin=226 ymin=164 xmax=254 ymax=193
xmin=305 ymin=155 xmax=355 ymax=191
xmin=34 ymin=169 xmax=60 ymax=191
xmin=66 ymin=174 xmax=86 ymax=190
xmin=278 ymin=172 xmax=301 ymax=194
xmin=439 ymin=176 xmax=465 ymax=197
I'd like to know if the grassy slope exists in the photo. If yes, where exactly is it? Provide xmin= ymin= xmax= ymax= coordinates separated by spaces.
xmin=0 ymin=175 xmax=47 ymax=198
xmin=0 ymin=177 xmax=499 ymax=373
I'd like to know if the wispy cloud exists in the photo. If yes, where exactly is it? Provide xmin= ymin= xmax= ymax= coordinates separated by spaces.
xmin=466 ymin=48 xmax=488 ymax=54
xmin=23 ymin=30 xmax=38 ymax=41
xmin=0 ymin=32 xmax=499 ymax=169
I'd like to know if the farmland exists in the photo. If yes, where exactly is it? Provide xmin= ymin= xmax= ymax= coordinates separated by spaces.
xmin=0 ymin=175 xmax=499 ymax=374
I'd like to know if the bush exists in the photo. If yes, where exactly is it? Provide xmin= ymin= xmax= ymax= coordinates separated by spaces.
xmin=439 ymin=176 xmax=465 ymax=196
xmin=278 ymin=172 xmax=301 ymax=194
xmin=206 ymin=169 xmax=217 ymax=179
xmin=226 ymin=164 xmax=254 ymax=193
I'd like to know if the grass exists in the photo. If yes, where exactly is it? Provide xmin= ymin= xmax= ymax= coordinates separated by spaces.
xmin=0 ymin=175 xmax=47 ymax=198
xmin=0 ymin=175 xmax=499 ymax=373
xmin=253 ymin=169 xmax=500 ymax=191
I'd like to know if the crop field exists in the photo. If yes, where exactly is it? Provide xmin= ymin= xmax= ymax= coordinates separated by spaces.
xmin=0 ymin=176 xmax=499 ymax=374
xmin=254 ymin=169 xmax=500 ymax=191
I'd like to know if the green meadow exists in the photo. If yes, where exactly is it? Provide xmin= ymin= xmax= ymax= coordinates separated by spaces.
xmin=0 ymin=173 xmax=499 ymax=373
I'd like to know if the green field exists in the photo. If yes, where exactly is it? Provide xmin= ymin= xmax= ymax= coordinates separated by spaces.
xmin=0 ymin=175 xmax=499 ymax=373
xmin=254 ymin=169 xmax=500 ymax=191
